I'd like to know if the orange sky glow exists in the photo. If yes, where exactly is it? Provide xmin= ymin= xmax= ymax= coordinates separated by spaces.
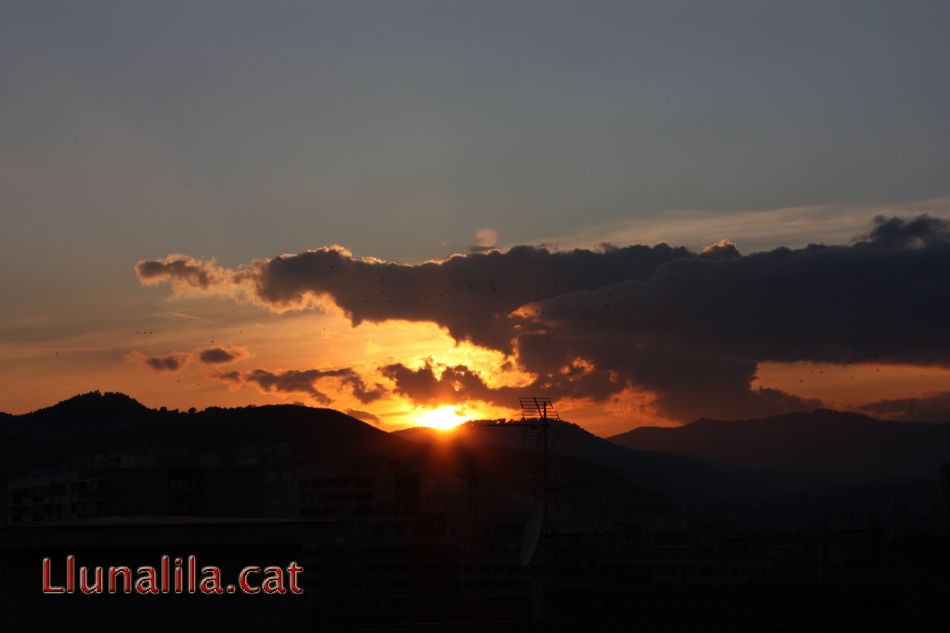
xmin=4 ymin=285 xmax=950 ymax=436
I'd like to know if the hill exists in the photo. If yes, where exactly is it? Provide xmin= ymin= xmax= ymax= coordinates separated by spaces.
xmin=609 ymin=408 xmax=950 ymax=484
xmin=396 ymin=420 xmax=735 ymax=496
xmin=0 ymin=391 xmax=400 ymax=479
xmin=0 ymin=392 xmax=663 ymax=526
xmin=8 ymin=395 xmax=946 ymax=528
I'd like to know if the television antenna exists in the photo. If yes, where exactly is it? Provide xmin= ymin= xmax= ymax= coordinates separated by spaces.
xmin=468 ymin=396 xmax=560 ymax=625
xmin=519 ymin=396 xmax=558 ymax=539
xmin=477 ymin=396 xmax=560 ymax=566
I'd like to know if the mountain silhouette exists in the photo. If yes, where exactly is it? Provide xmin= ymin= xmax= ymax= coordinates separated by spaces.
xmin=395 ymin=411 xmax=950 ymax=528
xmin=0 ymin=391 xmax=400 ymax=481
xmin=7 ymin=394 xmax=948 ymax=528
xmin=396 ymin=419 xmax=732 ymax=495
xmin=610 ymin=408 xmax=950 ymax=484
xmin=394 ymin=421 xmax=669 ymax=520
xmin=0 ymin=392 xmax=661 ymax=525
xmin=41 ymin=390 xmax=151 ymax=417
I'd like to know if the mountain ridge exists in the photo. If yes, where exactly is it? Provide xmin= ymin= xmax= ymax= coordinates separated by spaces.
xmin=7 ymin=393 xmax=949 ymax=496
xmin=609 ymin=408 xmax=950 ymax=483
xmin=0 ymin=391 xmax=665 ymax=524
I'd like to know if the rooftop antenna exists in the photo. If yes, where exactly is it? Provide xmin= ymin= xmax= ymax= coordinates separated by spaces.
xmin=477 ymin=396 xmax=560 ymax=563
xmin=474 ymin=396 xmax=560 ymax=625
xmin=519 ymin=396 xmax=559 ymax=537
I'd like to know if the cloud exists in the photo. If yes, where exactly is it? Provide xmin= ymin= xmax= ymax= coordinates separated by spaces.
xmin=136 ymin=242 xmax=691 ymax=350
xmin=860 ymin=391 xmax=950 ymax=423
xmin=128 ymin=352 xmax=190 ymax=372
xmin=860 ymin=214 xmax=950 ymax=250
xmin=701 ymin=239 xmax=740 ymax=258
xmin=135 ymin=254 xmax=231 ymax=292
xmin=215 ymin=367 xmax=385 ymax=405
xmin=345 ymin=408 xmax=381 ymax=425
xmin=198 ymin=345 xmax=250 ymax=364
xmin=138 ymin=214 xmax=950 ymax=422
xmin=510 ymin=214 xmax=949 ymax=419
xmin=380 ymin=358 xmax=620 ymax=409
xmin=534 ymin=198 xmax=950 ymax=254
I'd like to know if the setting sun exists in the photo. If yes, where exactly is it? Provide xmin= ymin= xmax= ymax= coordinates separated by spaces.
xmin=414 ymin=405 xmax=468 ymax=431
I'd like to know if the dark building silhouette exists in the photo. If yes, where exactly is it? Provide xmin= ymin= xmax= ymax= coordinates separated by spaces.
xmin=3 ymin=394 xmax=950 ymax=630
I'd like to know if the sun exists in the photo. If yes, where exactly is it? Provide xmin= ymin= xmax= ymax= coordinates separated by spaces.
xmin=415 ymin=405 xmax=467 ymax=431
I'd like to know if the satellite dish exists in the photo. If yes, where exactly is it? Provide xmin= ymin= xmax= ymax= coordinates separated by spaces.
xmin=520 ymin=500 xmax=544 ymax=567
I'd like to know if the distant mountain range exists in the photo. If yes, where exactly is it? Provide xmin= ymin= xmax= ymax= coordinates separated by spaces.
xmin=396 ymin=421 xmax=723 ymax=495
xmin=609 ymin=408 xmax=950 ymax=485
xmin=3 ymin=394 xmax=948 ymax=527
xmin=0 ymin=391 xmax=396 ymax=479
xmin=398 ymin=409 xmax=950 ymax=527
xmin=0 ymin=391 xmax=661 ymax=525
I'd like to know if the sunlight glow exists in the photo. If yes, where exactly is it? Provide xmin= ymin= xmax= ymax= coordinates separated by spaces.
xmin=414 ymin=405 xmax=468 ymax=431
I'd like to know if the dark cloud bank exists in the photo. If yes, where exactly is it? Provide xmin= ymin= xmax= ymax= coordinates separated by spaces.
xmin=137 ymin=215 xmax=950 ymax=422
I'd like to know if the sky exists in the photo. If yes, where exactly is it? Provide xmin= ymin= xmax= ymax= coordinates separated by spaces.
xmin=2 ymin=1 xmax=950 ymax=435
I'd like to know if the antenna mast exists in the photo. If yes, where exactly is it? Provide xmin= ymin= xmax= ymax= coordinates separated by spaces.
xmin=475 ymin=396 xmax=559 ymax=624
xmin=519 ymin=396 xmax=560 ymax=535
xmin=476 ymin=396 xmax=560 ymax=555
